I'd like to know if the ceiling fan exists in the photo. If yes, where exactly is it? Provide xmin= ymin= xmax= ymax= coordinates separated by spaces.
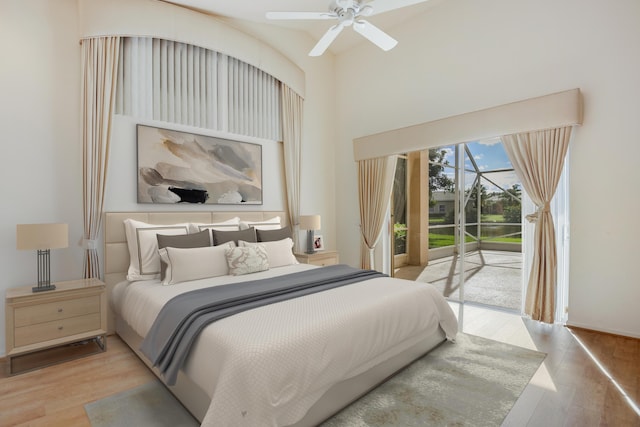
xmin=266 ymin=0 xmax=427 ymax=56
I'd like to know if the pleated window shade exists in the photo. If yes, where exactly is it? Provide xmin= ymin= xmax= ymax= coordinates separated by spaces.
xmin=116 ymin=37 xmax=281 ymax=141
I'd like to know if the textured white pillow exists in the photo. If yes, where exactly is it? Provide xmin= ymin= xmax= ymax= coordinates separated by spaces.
xmin=239 ymin=238 xmax=298 ymax=268
xmin=239 ymin=216 xmax=281 ymax=231
xmin=159 ymin=242 xmax=235 ymax=285
xmin=188 ymin=217 xmax=241 ymax=234
xmin=225 ymin=245 xmax=269 ymax=276
xmin=124 ymin=219 xmax=190 ymax=281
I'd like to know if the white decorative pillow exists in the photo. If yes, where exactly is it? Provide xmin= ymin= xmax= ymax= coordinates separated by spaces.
xmin=188 ymin=217 xmax=241 ymax=234
xmin=225 ymin=245 xmax=269 ymax=276
xmin=124 ymin=219 xmax=190 ymax=281
xmin=239 ymin=238 xmax=298 ymax=268
xmin=239 ymin=216 xmax=281 ymax=231
xmin=159 ymin=242 xmax=235 ymax=285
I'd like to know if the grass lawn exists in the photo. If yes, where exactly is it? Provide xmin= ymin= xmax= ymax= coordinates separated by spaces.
xmin=407 ymin=218 xmax=523 ymax=248
xmin=429 ymin=214 xmax=510 ymax=224
xmin=428 ymin=217 xmax=448 ymax=225
xmin=481 ymin=214 xmax=505 ymax=222
xmin=429 ymin=233 xmax=521 ymax=248
xmin=484 ymin=236 xmax=522 ymax=243
xmin=429 ymin=233 xmax=476 ymax=248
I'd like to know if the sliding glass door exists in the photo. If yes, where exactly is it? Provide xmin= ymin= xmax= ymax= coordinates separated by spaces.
xmin=391 ymin=138 xmax=569 ymax=318
xmin=393 ymin=140 xmax=525 ymax=312
xmin=440 ymin=141 xmax=524 ymax=309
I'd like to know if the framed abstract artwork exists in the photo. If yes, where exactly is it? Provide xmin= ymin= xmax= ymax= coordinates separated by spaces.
xmin=136 ymin=125 xmax=262 ymax=205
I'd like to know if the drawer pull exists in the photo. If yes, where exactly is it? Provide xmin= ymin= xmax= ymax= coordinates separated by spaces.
xmin=57 ymin=308 xmax=63 ymax=313
xmin=58 ymin=326 xmax=63 ymax=330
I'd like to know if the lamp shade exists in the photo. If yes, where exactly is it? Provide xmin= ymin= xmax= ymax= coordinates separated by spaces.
xmin=17 ymin=223 xmax=69 ymax=250
xmin=299 ymin=215 xmax=321 ymax=231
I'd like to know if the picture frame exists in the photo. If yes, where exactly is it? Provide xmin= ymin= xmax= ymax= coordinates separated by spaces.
xmin=136 ymin=124 xmax=262 ymax=205
xmin=313 ymin=235 xmax=325 ymax=251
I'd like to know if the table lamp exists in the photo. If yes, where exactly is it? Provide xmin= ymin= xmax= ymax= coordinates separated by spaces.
xmin=17 ymin=223 xmax=69 ymax=292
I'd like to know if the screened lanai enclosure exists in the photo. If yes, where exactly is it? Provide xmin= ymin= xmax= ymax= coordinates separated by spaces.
xmin=392 ymin=139 xmax=523 ymax=312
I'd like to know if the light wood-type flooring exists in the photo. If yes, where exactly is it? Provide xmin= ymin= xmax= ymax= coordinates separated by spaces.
xmin=0 ymin=303 xmax=638 ymax=426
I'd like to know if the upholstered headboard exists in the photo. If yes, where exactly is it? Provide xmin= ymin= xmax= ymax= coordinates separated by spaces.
xmin=103 ymin=210 xmax=288 ymax=333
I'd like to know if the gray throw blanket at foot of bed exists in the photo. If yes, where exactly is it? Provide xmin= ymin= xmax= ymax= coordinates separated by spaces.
xmin=140 ymin=264 xmax=386 ymax=385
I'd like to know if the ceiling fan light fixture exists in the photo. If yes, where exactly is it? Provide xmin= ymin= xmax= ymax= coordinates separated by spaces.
xmin=338 ymin=8 xmax=357 ymax=26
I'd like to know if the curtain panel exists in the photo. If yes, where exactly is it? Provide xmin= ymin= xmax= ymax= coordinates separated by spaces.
xmin=116 ymin=37 xmax=281 ymax=141
xmin=358 ymin=155 xmax=398 ymax=269
xmin=502 ymin=126 xmax=572 ymax=323
xmin=81 ymin=36 xmax=121 ymax=278
xmin=281 ymin=85 xmax=303 ymax=250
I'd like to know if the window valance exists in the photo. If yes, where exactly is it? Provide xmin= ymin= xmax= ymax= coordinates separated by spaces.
xmin=78 ymin=0 xmax=305 ymax=98
xmin=353 ymin=88 xmax=582 ymax=161
xmin=116 ymin=37 xmax=281 ymax=141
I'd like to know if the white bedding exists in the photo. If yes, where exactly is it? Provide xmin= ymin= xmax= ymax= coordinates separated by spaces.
xmin=112 ymin=264 xmax=458 ymax=426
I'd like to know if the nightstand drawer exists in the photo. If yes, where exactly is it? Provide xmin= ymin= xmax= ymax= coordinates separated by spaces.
xmin=14 ymin=313 xmax=102 ymax=347
xmin=295 ymin=250 xmax=339 ymax=266
xmin=309 ymin=257 xmax=338 ymax=267
xmin=14 ymin=296 xmax=100 ymax=327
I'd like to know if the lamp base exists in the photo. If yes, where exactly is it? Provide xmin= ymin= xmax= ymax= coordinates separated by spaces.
xmin=305 ymin=230 xmax=316 ymax=254
xmin=33 ymin=248 xmax=55 ymax=292
xmin=32 ymin=284 xmax=56 ymax=293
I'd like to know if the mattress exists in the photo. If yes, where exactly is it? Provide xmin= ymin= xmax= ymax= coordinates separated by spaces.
xmin=111 ymin=264 xmax=458 ymax=426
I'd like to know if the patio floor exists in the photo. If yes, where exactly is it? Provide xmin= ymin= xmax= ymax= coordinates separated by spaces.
xmin=394 ymin=250 xmax=523 ymax=312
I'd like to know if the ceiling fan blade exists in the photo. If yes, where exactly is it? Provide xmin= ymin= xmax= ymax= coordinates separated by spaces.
xmin=266 ymin=11 xmax=335 ymax=20
xmin=309 ymin=24 xmax=344 ymax=56
xmin=353 ymin=20 xmax=398 ymax=51
xmin=364 ymin=0 xmax=430 ymax=16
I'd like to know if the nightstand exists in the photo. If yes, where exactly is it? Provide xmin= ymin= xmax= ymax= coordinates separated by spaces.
xmin=295 ymin=250 xmax=339 ymax=267
xmin=5 ymin=278 xmax=107 ymax=375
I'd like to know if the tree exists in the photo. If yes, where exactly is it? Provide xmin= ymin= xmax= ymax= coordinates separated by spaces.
xmin=392 ymin=157 xmax=407 ymax=225
xmin=500 ymin=184 xmax=521 ymax=207
xmin=465 ymin=184 xmax=488 ymax=221
xmin=428 ymin=149 xmax=454 ymax=207
xmin=502 ymin=184 xmax=522 ymax=223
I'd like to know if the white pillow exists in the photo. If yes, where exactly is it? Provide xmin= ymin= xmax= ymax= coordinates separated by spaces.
xmin=239 ymin=216 xmax=281 ymax=231
xmin=159 ymin=242 xmax=235 ymax=285
xmin=239 ymin=237 xmax=298 ymax=268
xmin=124 ymin=219 xmax=190 ymax=281
xmin=225 ymin=245 xmax=269 ymax=276
xmin=188 ymin=217 xmax=241 ymax=234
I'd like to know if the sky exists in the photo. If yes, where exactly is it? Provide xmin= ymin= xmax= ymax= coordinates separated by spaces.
xmin=438 ymin=137 xmax=521 ymax=193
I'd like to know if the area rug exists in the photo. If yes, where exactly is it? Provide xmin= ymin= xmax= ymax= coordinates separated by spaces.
xmin=321 ymin=333 xmax=545 ymax=426
xmin=85 ymin=333 xmax=545 ymax=427
xmin=84 ymin=380 xmax=198 ymax=427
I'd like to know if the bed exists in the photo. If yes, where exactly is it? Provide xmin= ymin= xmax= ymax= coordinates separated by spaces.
xmin=104 ymin=211 xmax=458 ymax=426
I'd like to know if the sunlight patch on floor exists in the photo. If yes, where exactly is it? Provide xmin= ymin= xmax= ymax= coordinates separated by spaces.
xmin=448 ymin=301 xmax=557 ymax=394
xmin=569 ymin=330 xmax=640 ymax=417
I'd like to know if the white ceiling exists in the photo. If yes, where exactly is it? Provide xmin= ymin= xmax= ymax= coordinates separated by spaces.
xmin=160 ymin=0 xmax=442 ymax=54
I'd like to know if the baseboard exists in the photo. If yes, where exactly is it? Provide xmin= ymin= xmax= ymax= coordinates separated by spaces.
xmin=565 ymin=322 xmax=640 ymax=339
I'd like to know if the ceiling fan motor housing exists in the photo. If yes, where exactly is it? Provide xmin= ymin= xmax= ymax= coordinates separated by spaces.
xmin=338 ymin=8 xmax=356 ymax=26
xmin=332 ymin=0 xmax=370 ymax=26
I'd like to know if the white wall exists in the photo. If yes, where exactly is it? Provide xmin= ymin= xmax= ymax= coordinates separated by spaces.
xmin=333 ymin=0 xmax=640 ymax=337
xmin=0 ymin=1 xmax=336 ymax=356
